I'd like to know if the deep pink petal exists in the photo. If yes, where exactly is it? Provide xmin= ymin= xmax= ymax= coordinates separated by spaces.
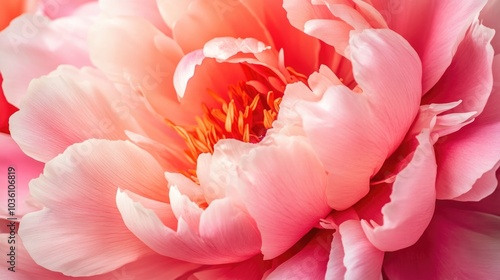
xmin=0 ymin=134 xmax=43 ymax=219
xmin=0 ymin=14 xmax=93 ymax=107
xmin=383 ymin=204 xmax=500 ymax=279
xmin=326 ymin=220 xmax=384 ymax=279
xmin=236 ymin=136 xmax=331 ymax=259
xmin=192 ymin=255 xmax=268 ymax=280
xmin=434 ymin=55 xmax=500 ymax=200
xmin=361 ymin=131 xmax=437 ymax=252
xmin=291 ymin=29 xmax=421 ymax=210
xmin=266 ymin=231 xmax=332 ymax=279
xmin=19 ymin=140 xmax=168 ymax=276
xmin=370 ymin=0 xmax=487 ymax=92
xmin=0 ymin=75 xmax=17 ymax=134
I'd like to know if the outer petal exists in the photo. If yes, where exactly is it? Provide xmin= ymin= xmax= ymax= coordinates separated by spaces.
xmin=116 ymin=190 xmax=262 ymax=264
xmin=19 ymin=140 xmax=168 ymax=276
xmin=236 ymin=135 xmax=331 ymax=259
xmin=99 ymin=0 xmax=171 ymax=35
xmin=88 ymin=16 xmax=186 ymax=120
xmin=10 ymin=66 xmax=132 ymax=162
xmin=291 ymin=29 xmax=421 ymax=210
xmin=361 ymin=131 xmax=437 ymax=252
xmin=422 ymin=22 xmax=494 ymax=117
xmin=481 ymin=0 xmax=500 ymax=54
xmin=0 ymin=14 xmax=93 ymax=107
xmin=370 ymin=0 xmax=487 ymax=92
xmin=266 ymin=231 xmax=332 ymax=280
xmin=383 ymin=204 xmax=500 ymax=279
xmin=326 ymin=220 xmax=384 ymax=280
xmin=0 ymin=134 xmax=43 ymax=219
xmin=434 ymin=55 xmax=500 ymax=200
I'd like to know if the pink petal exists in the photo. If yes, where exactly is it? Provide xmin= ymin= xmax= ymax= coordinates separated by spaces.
xmin=236 ymin=136 xmax=331 ymax=259
xmin=370 ymin=0 xmax=488 ymax=93
xmin=169 ymin=0 xmax=272 ymax=53
xmin=480 ymin=0 xmax=500 ymax=54
xmin=434 ymin=55 xmax=500 ymax=200
xmin=99 ymin=0 xmax=171 ymax=35
xmin=10 ymin=67 xmax=130 ymax=162
xmin=422 ymin=21 xmax=494 ymax=118
xmin=0 ymin=75 xmax=17 ymax=134
xmin=19 ymin=140 xmax=168 ymax=276
xmin=383 ymin=204 xmax=500 ymax=279
xmin=116 ymin=190 xmax=262 ymax=264
xmin=39 ymin=0 xmax=96 ymax=19
xmin=291 ymin=29 xmax=421 ymax=210
xmin=326 ymin=220 xmax=384 ymax=279
xmin=0 ymin=133 xmax=43 ymax=219
xmin=156 ymin=0 xmax=194 ymax=29
xmin=0 ymin=14 xmax=93 ymax=107
xmin=192 ymin=255 xmax=268 ymax=280
xmin=88 ymin=16 xmax=187 ymax=119
xmin=266 ymin=231 xmax=332 ymax=279
xmin=361 ymin=131 xmax=437 ymax=252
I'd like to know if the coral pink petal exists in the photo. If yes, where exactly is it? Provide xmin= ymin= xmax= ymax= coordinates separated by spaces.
xmin=99 ymin=0 xmax=171 ymax=35
xmin=480 ymin=0 xmax=500 ymax=54
xmin=0 ymin=134 xmax=43 ymax=219
xmin=266 ymin=231 xmax=332 ymax=279
xmin=18 ymin=140 xmax=168 ymax=276
xmin=361 ymin=131 xmax=437 ymax=252
xmin=236 ymin=136 xmax=331 ymax=259
xmin=423 ymin=22 xmax=494 ymax=117
xmin=156 ymin=0 xmax=194 ymax=29
xmin=293 ymin=29 xmax=421 ymax=210
xmin=371 ymin=0 xmax=487 ymax=93
xmin=171 ymin=0 xmax=271 ymax=53
xmin=116 ymin=191 xmax=261 ymax=264
xmin=9 ymin=66 xmax=133 ymax=163
xmin=326 ymin=220 xmax=384 ymax=280
xmin=434 ymin=55 xmax=500 ymax=200
xmin=0 ymin=232 xmax=200 ymax=279
xmin=192 ymin=255 xmax=268 ymax=280
xmin=0 ymin=14 xmax=93 ymax=107
xmin=383 ymin=205 xmax=500 ymax=279
xmin=88 ymin=17 xmax=187 ymax=120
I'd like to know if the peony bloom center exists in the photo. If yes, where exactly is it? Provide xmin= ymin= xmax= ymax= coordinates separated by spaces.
xmin=167 ymin=65 xmax=308 ymax=179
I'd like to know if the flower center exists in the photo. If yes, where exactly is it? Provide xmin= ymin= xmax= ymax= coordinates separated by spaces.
xmin=167 ymin=65 xmax=307 ymax=180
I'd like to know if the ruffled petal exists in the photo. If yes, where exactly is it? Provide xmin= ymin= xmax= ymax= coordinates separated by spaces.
xmin=19 ymin=140 xmax=168 ymax=276
xmin=326 ymin=220 xmax=384 ymax=280
xmin=0 ymin=14 xmax=93 ymax=107
xmin=361 ymin=131 xmax=437 ymax=252
xmin=481 ymin=0 xmax=500 ymax=54
xmin=291 ymin=29 xmax=421 ymax=210
xmin=434 ymin=55 xmax=500 ymax=200
xmin=236 ymin=135 xmax=331 ymax=259
xmin=116 ymin=190 xmax=261 ymax=264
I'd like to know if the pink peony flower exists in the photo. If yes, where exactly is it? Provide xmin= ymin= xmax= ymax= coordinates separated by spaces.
xmin=1 ymin=0 xmax=499 ymax=278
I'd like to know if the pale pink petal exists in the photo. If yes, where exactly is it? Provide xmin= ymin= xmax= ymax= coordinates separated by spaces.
xmin=19 ymin=140 xmax=168 ymax=276
xmin=291 ymin=29 xmax=421 ymax=210
xmin=303 ymin=19 xmax=352 ymax=55
xmin=99 ymin=0 xmax=171 ymax=35
xmin=361 ymin=131 xmax=437 ymax=252
xmin=383 ymin=205 xmax=500 ymax=279
xmin=0 ymin=14 xmax=93 ymax=107
xmin=236 ymin=136 xmax=331 ymax=259
xmin=9 ymin=66 xmax=133 ymax=162
xmin=39 ymin=0 xmax=96 ymax=19
xmin=88 ymin=16 xmax=187 ymax=120
xmin=156 ymin=0 xmax=194 ymax=29
xmin=0 ymin=133 xmax=43 ymax=219
xmin=370 ymin=0 xmax=487 ymax=92
xmin=169 ymin=0 xmax=272 ymax=53
xmin=326 ymin=220 xmax=384 ymax=280
xmin=434 ymin=55 xmax=500 ymax=200
xmin=266 ymin=231 xmax=332 ymax=279
xmin=422 ymin=22 xmax=494 ymax=117
xmin=116 ymin=191 xmax=261 ymax=264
